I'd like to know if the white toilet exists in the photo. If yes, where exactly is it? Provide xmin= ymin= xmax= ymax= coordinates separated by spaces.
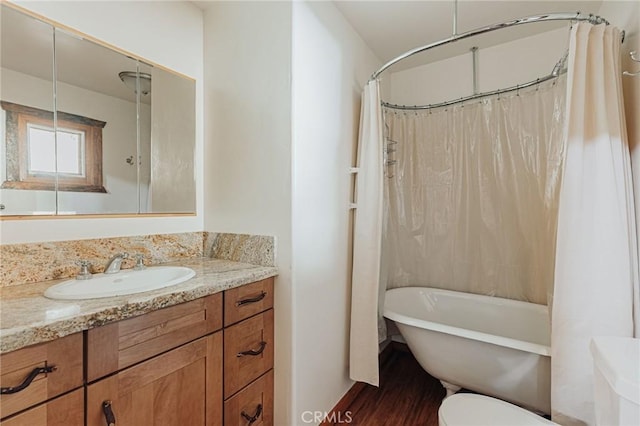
xmin=438 ymin=393 xmax=557 ymax=426
xmin=439 ymin=337 xmax=640 ymax=426
xmin=590 ymin=336 xmax=640 ymax=426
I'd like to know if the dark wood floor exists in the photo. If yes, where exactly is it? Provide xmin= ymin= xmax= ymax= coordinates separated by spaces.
xmin=326 ymin=345 xmax=445 ymax=426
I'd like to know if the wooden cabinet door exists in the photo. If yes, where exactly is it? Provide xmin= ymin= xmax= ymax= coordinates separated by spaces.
xmin=0 ymin=333 xmax=83 ymax=419
xmin=0 ymin=389 xmax=83 ymax=426
xmin=86 ymin=332 xmax=222 ymax=426
xmin=87 ymin=293 xmax=222 ymax=381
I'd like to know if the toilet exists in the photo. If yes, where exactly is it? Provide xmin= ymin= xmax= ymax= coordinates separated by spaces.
xmin=590 ymin=336 xmax=640 ymax=426
xmin=438 ymin=394 xmax=557 ymax=426
xmin=439 ymin=337 xmax=640 ymax=426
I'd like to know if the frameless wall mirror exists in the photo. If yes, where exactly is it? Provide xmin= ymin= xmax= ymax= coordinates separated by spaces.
xmin=0 ymin=4 xmax=196 ymax=217
xmin=0 ymin=5 xmax=56 ymax=215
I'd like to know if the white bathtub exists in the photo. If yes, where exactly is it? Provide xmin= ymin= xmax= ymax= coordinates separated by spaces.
xmin=383 ymin=287 xmax=551 ymax=414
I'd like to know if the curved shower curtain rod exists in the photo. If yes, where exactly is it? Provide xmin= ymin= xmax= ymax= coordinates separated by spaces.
xmin=382 ymin=62 xmax=566 ymax=111
xmin=369 ymin=11 xmax=621 ymax=82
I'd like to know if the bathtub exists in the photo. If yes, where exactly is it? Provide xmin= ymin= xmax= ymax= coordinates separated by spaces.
xmin=383 ymin=287 xmax=551 ymax=414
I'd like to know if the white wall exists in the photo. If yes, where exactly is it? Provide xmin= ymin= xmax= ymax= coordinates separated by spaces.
xmin=202 ymin=2 xmax=294 ymax=424
xmin=291 ymin=2 xmax=380 ymax=424
xmin=1 ymin=1 xmax=203 ymax=243
xmin=387 ymin=2 xmax=639 ymax=109
xmin=388 ymin=27 xmax=568 ymax=106
xmin=204 ymin=1 xmax=380 ymax=424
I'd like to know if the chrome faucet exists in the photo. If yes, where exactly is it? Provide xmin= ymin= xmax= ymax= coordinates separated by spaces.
xmin=104 ymin=253 xmax=129 ymax=274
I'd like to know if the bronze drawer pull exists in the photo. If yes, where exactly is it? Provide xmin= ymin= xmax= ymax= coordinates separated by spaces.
xmin=236 ymin=291 xmax=267 ymax=307
xmin=241 ymin=403 xmax=263 ymax=425
xmin=102 ymin=400 xmax=116 ymax=426
xmin=237 ymin=341 xmax=267 ymax=357
xmin=0 ymin=365 xmax=57 ymax=394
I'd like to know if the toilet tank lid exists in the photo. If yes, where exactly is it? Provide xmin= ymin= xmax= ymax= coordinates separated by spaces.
xmin=590 ymin=337 xmax=640 ymax=404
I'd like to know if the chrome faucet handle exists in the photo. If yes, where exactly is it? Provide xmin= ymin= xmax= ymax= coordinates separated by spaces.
xmin=133 ymin=253 xmax=146 ymax=270
xmin=104 ymin=252 xmax=129 ymax=274
xmin=75 ymin=260 xmax=93 ymax=280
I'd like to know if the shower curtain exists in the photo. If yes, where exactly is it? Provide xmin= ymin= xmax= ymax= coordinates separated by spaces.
xmin=551 ymin=23 xmax=639 ymax=426
xmin=384 ymin=78 xmax=566 ymax=304
xmin=349 ymin=25 xmax=638 ymax=409
xmin=349 ymin=79 xmax=384 ymax=386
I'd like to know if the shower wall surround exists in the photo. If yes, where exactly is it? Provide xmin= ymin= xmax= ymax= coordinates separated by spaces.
xmin=0 ymin=232 xmax=275 ymax=287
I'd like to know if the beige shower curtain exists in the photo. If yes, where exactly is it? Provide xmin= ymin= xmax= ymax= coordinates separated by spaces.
xmin=551 ymin=23 xmax=639 ymax=426
xmin=349 ymin=79 xmax=384 ymax=386
xmin=384 ymin=78 xmax=566 ymax=304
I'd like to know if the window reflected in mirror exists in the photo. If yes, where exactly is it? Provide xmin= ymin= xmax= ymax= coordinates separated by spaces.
xmin=1 ymin=101 xmax=106 ymax=193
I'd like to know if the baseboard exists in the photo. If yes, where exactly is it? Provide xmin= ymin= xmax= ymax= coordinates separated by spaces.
xmin=320 ymin=343 xmax=400 ymax=425
xmin=319 ymin=381 xmax=367 ymax=425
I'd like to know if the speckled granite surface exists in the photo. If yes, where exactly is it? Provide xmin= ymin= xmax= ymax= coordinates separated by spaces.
xmin=0 ymin=258 xmax=277 ymax=354
xmin=204 ymin=232 xmax=275 ymax=267
xmin=0 ymin=232 xmax=204 ymax=287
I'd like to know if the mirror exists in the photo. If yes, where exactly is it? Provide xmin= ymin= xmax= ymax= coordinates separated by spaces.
xmin=147 ymin=64 xmax=196 ymax=214
xmin=55 ymin=28 xmax=140 ymax=214
xmin=0 ymin=5 xmax=57 ymax=215
xmin=0 ymin=4 xmax=196 ymax=216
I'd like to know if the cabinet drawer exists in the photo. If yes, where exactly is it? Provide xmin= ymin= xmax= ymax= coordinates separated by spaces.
xmin=224 ymin=278 xmax=274 ymax=326
xmin=224 ymin=309 xmax=274 ymax=398
xmin=224 ymin=370 xmax=273 ymax=426
xmin=87 ymin=332 xmax=223 ymax=426
xmin=0 ymin=333 xmax=82 ymax=419
xmin=0 ymin=388 xmax=83 ymax=426
xmin=87 ymin=292 xmax=222 ymax=381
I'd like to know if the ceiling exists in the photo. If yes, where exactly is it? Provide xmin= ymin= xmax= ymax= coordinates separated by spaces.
xmin=333 ymin=0 xmax=604 ymax=72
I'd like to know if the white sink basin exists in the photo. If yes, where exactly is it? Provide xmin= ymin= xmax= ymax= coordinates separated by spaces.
xmin=44 ymin=266 xmax=196 ymax=300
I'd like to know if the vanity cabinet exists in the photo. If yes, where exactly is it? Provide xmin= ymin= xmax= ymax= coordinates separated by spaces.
xmin=0 ymin=276 xmax=275 ymax=426
xmin=223 ymin=278 xmax=274 ymax=426
xmin=224 ymin=310 xmax=274 ymax=398
xmin=86 ymin=293 xmax=223 ymax=382
xmin=1 ymin=390 xmax=84 ymax=426
xmin=86 ymin=333 xmax=222 ymax=426
xmin=0 ymin=333 xmax=83 ymax=422
xmin=86 ymin=293 xmax=224 ymax=426
xmin=224 ymin=371 xmax=274 ymax=426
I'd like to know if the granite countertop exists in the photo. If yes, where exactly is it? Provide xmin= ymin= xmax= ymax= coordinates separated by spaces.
xmin=0 ymin=257 xmax=278 ymax=354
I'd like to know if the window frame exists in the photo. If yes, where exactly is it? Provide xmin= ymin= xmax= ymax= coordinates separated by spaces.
xmin=1 ymin=101 xmax=106 ymax=193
